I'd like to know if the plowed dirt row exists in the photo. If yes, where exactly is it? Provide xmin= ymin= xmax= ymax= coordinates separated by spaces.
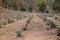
xmin=0 ymin=14 xmax=56 ymax=40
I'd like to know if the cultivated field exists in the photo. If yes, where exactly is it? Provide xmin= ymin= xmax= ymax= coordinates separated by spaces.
xmin=0 ymin=8 xmax=60 ymax=40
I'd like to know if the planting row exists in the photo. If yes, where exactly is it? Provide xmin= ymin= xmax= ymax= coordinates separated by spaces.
xmin=16 ymin=15 xmax=33 ymax=37
xmin=38 ymin=14 xmax=60 ymax=36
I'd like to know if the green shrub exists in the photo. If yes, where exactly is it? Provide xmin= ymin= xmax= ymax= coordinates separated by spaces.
xmin=47 ymin=20 xmax=56 ymax=28
xmin=37 ymin=0 xmax=46 ymax=12
xmin=11 ymin=2 xmax=18 ymax=10
xmin=16 ymin=30 xmax=22 ymax=37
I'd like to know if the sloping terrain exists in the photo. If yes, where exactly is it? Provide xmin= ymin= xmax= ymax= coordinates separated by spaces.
xmin=0 ymin=9 xmax=57 ymax=40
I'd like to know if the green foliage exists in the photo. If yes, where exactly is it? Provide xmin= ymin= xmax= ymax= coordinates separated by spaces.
xmin=47 ymin=20 xmax=56 ymax=28
xmin=3 ymin=0 xmax=18 ymax=10
xmin=11 ymin=2 xmax=18 ymax=10
xmin=16 ymin=30 xmax=22 ymax=37
xmin=53 ymin=0 xmax=60 ymax=11
xmin=37 ymin=0 xmax=46 ymax=12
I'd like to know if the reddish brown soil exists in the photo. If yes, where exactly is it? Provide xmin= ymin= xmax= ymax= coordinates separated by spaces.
xmin=0 ymin=13 xmax=57 ymax=40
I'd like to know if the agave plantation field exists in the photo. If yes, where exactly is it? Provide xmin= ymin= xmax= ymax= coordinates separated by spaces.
xmin=0 ymin=9 xmax=60 ymax=40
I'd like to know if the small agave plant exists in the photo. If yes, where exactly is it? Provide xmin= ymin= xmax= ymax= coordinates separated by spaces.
xmin=16 ymin=30 xmax=22 ymax=37
xmin=57 ymin=28 xmax=60 ymax=36
xmin=27 ymin=15 xmax=33 ymax=23
xmin=47 ymin=20 xmax=56 ymax=28
xmin=22 ymin=24 xmax=28 ymax=31
xmin=54 ymin=14 xmax=58 ymax=19
xmin=40 ymin=16 xmax=47 ymax=21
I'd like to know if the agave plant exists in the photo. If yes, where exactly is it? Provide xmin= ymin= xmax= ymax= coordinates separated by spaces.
xmin=47 ymin=20 xmax=56 ymax=28
xmin=54 ymin=14 xmax=58 ymax=19
xmin=40 ymin=16 xmax=47 ymax=21
xmin=57 ymin=28 xmax=60 ymax=36
xmin=16 ymin=30 xmax=22 ymax=37
xmin=22 ymin=23 xmax=28 ymax=30
xmin=26 ymin=15 xmax=33 ymax=23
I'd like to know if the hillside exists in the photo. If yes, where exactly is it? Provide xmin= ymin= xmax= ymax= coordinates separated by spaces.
xmin=0 ymin=0 xmax=60 ymax=40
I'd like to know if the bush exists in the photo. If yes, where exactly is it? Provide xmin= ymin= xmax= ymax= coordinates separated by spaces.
xmin=16 ymin=30 xmax=22 ymax=37
xmin=37 ymin=0 xmax=46 ymax=12
xmin=11 ymin=2 xmax=18 ymax=10
xmin=52 ymin=0 xmax=60 ymax=11
xmin=47 ymin=20 xmax=56 ymax=28
xmin=57 ymin=28 xmax=60 ymax=36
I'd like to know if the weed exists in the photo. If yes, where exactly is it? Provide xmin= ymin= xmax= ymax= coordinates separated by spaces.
xmin=16 ymin=30 xmax=22 ymax=37
xmin=26 ymin=15 xmax=33 ymax=23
